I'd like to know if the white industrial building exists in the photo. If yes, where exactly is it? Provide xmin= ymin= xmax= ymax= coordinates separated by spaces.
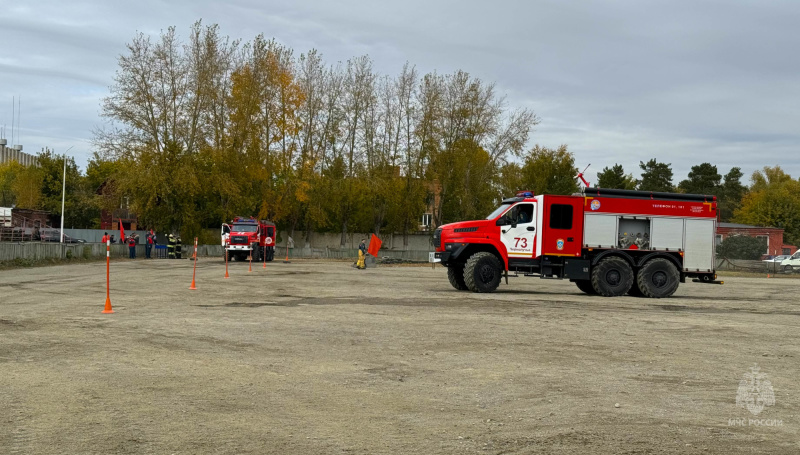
xmin=0 ymin=138 xmax=38 ymax=166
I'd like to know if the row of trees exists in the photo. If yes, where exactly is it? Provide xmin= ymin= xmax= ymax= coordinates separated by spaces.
xmin=1 ymin=22 xmax=798 ymax=246
xmin=596 ymin=161 xmax=800 ymax=244
xmin=90 ymin=22 xmax=542 ymax=246
xmin=2 ymin=146 xmax=798 ymax=246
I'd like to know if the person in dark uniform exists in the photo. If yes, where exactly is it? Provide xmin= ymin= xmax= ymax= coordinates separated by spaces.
xmin=168 ymin=233 xmax=176 ymax=259
xmin=176 ymin=236 xmax=182 ymax=259
xmin=128 ymin=234 xmax=137 ymax=259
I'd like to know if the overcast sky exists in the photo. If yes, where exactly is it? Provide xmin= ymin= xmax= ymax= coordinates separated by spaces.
xmin=1 ymin=0 xmax=798 ymax=186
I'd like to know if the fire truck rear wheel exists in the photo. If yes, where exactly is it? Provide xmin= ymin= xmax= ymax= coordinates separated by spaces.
xmin=447 ymin=264 xmax=469 ymax=291
xmin=464 ymin=252 xmax=502 ymax=293
xmin=574 ymin=279 xmax=596 ymax=295
xmin=267 ymin=246 xmax=275 ymax=262
xmin=591 ymin=257 xmax=634 ymax=297
xmin=637 ymin=258 xmax=679 ymax=298
xmin=627 ymin=282 xmax=645 ymax=297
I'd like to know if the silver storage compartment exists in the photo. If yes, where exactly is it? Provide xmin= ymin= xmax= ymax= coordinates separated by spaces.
xmin=684 ymin=219 xmax=715 ymax=271
xmin=650 ymin=218 xmax=684 ymax=251
xmin=583 ymin=214 xmax=617 ymax=248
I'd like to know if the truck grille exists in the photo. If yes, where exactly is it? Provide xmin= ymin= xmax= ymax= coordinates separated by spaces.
xmin=433 ymin=228 xmax=442 ymax=249
xmin=230 ymin=235 xmax=249 ymax=245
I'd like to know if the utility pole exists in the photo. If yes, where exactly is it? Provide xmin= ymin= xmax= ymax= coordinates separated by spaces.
xmin=60 ymin=146 xmax=74 ymax=243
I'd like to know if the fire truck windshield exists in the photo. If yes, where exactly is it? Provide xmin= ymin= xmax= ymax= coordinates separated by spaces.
xmin=486 ymin=204 xmax=512 ymax=220
xmin=232 ymin=224 xmax=258 ymax=233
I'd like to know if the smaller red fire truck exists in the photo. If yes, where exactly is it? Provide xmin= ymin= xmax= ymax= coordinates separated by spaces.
xmin=434 ymin=187 xmax=722 ymax=298
xmin=221 ymin=217 xmax=276 ymax=262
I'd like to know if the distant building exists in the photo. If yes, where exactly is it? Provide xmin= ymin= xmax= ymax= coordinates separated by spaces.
xmin=0 ymin=140 xmax=38 ymax=166
xmin=716 ymin=222 xmax=797 ymax=256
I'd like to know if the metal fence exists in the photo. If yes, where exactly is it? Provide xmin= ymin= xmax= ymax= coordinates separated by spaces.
xmin=716 ymin=258 xmax=795 ymax=274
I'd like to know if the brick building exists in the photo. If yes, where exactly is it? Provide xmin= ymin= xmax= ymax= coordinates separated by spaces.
xmin=716 ymin=222 xmax=797 ymax=256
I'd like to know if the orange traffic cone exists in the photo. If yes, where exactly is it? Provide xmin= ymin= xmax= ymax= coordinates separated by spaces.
xmin=190 ymin=237 xmax=198 ymax=289
xmin=225 ymin=250 xmax=230 ymax=279
xmin=102 ymin=240 xmax=114 ymax=314
xmin=102 ymin=295 xmax=114 ymax=314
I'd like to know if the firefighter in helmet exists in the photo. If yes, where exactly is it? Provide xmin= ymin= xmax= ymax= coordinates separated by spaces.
xmin=168 ymin=233 xmax=176 ymax=259
xmin=356 ymin=238 xmax=367 ymax=269
xmin=176 ymin=235 xmax=182 ymax=259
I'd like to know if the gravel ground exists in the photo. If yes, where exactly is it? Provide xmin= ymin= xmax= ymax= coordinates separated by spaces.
xmin=1 ymin=257 xmax=798 ymax=454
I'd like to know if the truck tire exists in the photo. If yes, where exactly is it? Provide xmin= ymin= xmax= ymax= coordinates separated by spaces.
xmin=267 ymin=246 xmax=274 ymax=262
xmin=627 ymin=282 xmax=644 ymax=297
xmin=574 ymin=279 xmax=596 ymax=295
xmin=591 ymin=257 xmax=633 ymax=297
xmin=637 ymin=258 xmax=680 ymax=298
xmin=464 ymin=252 xmax=502 ymax=293
xmin=784 ymin=265 xmax=793 ymax=274
xmin=447 ymin=265 xmax=468 ymax=291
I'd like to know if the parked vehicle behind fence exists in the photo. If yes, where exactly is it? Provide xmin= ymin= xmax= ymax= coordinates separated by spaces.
xmin=39 ymin=228 xmax=85 ymax=243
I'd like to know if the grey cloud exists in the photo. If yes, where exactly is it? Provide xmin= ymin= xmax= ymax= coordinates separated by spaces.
xmin=0 ymin=0 xmax=798 ymax=184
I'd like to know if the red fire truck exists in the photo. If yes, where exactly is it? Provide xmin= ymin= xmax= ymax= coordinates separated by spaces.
xmin=434 ymin=187 xmax=721 ymax=298
xmin=221 ymin=217 xmax=276 ymax=262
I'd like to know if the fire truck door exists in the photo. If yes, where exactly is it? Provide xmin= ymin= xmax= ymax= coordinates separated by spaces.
xmin=221 ymin=224 xmax=230 ymax=247
xmin=500 ymin=203 xmax=537 ymax=259
xmin=541 ymin=196 xmax=583 ymax=257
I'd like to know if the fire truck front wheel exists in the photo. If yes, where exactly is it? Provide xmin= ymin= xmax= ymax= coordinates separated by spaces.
xmin=591 ymin=257 xmax=634 ymax=297
xmin=464 ymin=252 xmax=502 ymax=293
xmin=637 ymin=258 xmax=680 ymax=298
xmin=447 ymin=264 xmax=469 ymax=291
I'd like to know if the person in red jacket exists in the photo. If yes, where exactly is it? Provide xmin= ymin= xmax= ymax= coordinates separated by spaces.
xmin=145 ymin=230 xmax=154 ymax=259
xmin=101 ymin=232 xmax=110 ymax=243
xmin=128 ymin=234 xmax=137 ymax=259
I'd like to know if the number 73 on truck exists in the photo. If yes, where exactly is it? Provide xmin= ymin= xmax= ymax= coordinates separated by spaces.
xmin=434 ymin=187 xmax=722 ymax=298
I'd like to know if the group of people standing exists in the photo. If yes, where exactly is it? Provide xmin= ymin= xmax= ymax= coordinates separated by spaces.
xmin=101 ymin=229 xmax=176 ymax=260
xmin=167 ymin=233 xmax=182 ymax=259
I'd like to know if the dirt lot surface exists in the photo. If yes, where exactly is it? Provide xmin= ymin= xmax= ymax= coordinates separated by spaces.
xmin=1 ymin=258 xmax=799 ymax=454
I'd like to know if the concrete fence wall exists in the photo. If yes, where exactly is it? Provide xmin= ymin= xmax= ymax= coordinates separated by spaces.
xmin=0 ymin=243 xmax=433 ymax=262
xmin=58 ymin=228 xmax=435 ymax=251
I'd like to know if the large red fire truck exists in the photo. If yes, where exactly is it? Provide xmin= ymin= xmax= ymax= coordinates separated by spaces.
xmin=434 ymin=187 xmax=721 ymax=298
xmin=221 ymin=217 xmax=276 ymax=262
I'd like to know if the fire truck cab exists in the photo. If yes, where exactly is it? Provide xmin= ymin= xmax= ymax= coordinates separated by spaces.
xmin=222 ymin=217 xmax=276 ymax=262
xmin=434 ymin=187 xmax=721 ymax=298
